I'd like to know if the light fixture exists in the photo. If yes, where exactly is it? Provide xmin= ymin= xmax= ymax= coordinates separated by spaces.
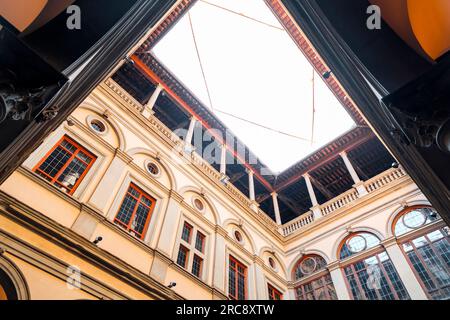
xmin=391 ymin=161 xmax=399 ymax=169
xmin=168 ymin=282 xmax=176 ymax=288
xmin=322 ymin=71 xmax=332 ymax=79
xmin=93 ymin=236 xmax=103 ymax=245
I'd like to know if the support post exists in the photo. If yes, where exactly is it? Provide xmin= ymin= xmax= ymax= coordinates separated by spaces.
xmin=220 ymin=144 xmax=227 ymax=175
xmin=340 ymin=151 xmax=368 ymax=196
xmin=303 ymin=173 xmax=322 ymax=220
xmin=142 ymin=83 xmax=163 ymax=118
xmin=271 ymin=192 xmax=282 ymax=225
xmin=184 ymin=116 xmax=197 ymax=152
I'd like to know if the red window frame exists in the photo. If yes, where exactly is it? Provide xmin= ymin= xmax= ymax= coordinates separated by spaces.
xmin=177 ymin=245 xmax=190 ymax=268
xmin=181 ymin=222 xmax=193 ymax=243
xmin=192 ymin=254 xmax=203 ymax=278
xmin=195 ymin=231 xmax=206 ymax=253
xmin=33 ymin=135 xmax=96 ymax=195
xmin=228 ymin=255 xmax=247 ymax=300
xmin=114 ymin=183 xmax=156 ymax=239
xmin=268 ymin=284 xmax=283 ymax=300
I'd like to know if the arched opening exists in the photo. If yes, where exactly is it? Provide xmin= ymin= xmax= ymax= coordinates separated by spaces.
xmin=339 ymin=232 xmax=410 ymax=300
xmin=0 ymin=268 xmax=18 ymax=300
xmin=292 ymin=254 xmax=337 ymax=300
xmin=393 ymin=206 xmax=449 ymax=300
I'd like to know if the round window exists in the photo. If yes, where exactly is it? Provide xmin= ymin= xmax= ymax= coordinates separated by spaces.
xmin=193 ymin=198 xmax=204 ymax=211
xmin=146 ymin=162 xmax=160 ymax=176
xmin=234 ymin=230 xmax=243 ymax=243
xmin=346 ymin=235 xmax=367 ymax=253
xmin=402 ymin=210 xmax=427 ymax=229
xmin=300 ymin=257 xmax=317 ymax=275
xmin=268 ymin=257 xmax=276 ymax=269
xmin=90 ymin=119 xmax=106 ymax=133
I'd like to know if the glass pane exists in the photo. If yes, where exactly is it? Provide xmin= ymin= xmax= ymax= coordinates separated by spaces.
xmin=38 ymin=146 xmax=71 ymax=178
xmin=57 ymin=158 xmax=87 ymax=189
xmin=131 ymin=203 xmax=150 ymax=234
xmin=116 ymin=194 xmax=137 ymax=226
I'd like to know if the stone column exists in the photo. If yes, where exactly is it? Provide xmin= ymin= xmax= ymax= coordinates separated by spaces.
xmin=247 ymin=169 xmax=255 ymax=201
xmin=340 ymin=151 xmax=368 ymax=196
xmin=142 ymin=83 xmax=163 ymax=118
xmin=328 ymin=261 xmax=352 ymax=300
xmin=254 ymin=263 xmax=268 ymax=299
xmin=184 ymin=116 xmax=197 ymax=152
xmin=303 ymin=173 xmax=322 ymax=220
xmin=271 ymin=192 xmax=282 ymax=225
xmin=220 ymin=144 xmax=227 ymax=176
xmin=382 ymin=238 xmax=428 ymax=300
xmin=212 ymin=231 xmax=227 ymax=294
xmin=156 ymin=191 xmax=183 ymax=257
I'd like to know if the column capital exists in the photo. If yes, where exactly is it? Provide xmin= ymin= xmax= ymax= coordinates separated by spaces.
xmin=270 ymin=191 xmax=278 ymax=197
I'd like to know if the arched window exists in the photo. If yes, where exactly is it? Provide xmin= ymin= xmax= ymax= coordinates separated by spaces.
xmin=0 ymin=268 xmax=18 ymax=300
xmin=339 ymin=232 xmax=410 ymax=300
xmin=293 ymin=255 xmax=337 ymax=300
xmin=393 ymin=206 xmax=450 ymax=300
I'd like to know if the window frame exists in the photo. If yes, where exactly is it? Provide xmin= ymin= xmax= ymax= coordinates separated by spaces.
xmin=177 ymin=244 xmax=190 ymax=269
xmin=292 ymin=254 xmax=337 ymax=300
xmin=195 ymin=231 xmax=206 ymax=253
xmin=181 ymin=222 xmax=193 ymax=244
xmin=33 ymin=135 xmax=96 ymax=195
xmin=228 ymin=255 xmax=248 ymax=300
xmin=191 ymin=254 xmax=204 ymax=278
xmin=176 ymin=218 xmax=208 ymax=280
xmin=393 ymin=206 xmax=449 ymax=300
xmin=113 ymin=183 xmax=156 ymax=239
xmin=267 ymin=284 xmax=283 ymax=300
xmin=338 ymin=233 xmax=410 ymax=300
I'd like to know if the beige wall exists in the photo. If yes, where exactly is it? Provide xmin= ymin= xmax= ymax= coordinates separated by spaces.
xmin=0 ymin=74 xmax=441 ymax=300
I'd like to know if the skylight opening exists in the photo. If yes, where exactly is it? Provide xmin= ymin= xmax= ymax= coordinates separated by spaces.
xmin=153 ymin=0 xmax=355 ymax=173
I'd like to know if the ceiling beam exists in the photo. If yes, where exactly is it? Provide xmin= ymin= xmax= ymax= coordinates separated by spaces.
xmin=277 ymin=193 xmax=309 ymax=215
xmin=228 ymin=171 xmax=246 ymax=183
xmin=274 ymin=131 xmax=374 ymax=192
xmin=308 ymin=174 xmax=334 ymax=199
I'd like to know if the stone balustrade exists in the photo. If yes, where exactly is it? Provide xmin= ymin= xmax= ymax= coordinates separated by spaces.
xmin=281 ymin=167 xmax=408 ymax=236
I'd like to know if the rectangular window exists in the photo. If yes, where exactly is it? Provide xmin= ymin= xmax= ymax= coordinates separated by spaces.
xmin=401 ymin=226 xmax=450 ymax=300
xmin=192 ymin=254 xmax=203 ymax=278
xmin=177 ymin=245 xmax=189 ymax=268
xmin=343 ymin=252 xmax=410 ymax=300
xmin=268 ymin=284 xmax=283 ymax=300
xmin=114 ymin=183 xmax=156 ymax=239
xmin=34 ymin=136 xmax=96 ymax=194
xmin=295 ymin=274 xmax=337 ymax=300
xmin=229 ymin=256 xmax=247 ymax=300
xmin=181 ymin=222 xmax=193 ymax=243
xmin=195 ymin=232 xmax=205 ymax=253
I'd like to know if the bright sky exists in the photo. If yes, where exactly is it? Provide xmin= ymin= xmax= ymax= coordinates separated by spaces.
xmin=153 ymin=0 xmax=355 ymax=173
